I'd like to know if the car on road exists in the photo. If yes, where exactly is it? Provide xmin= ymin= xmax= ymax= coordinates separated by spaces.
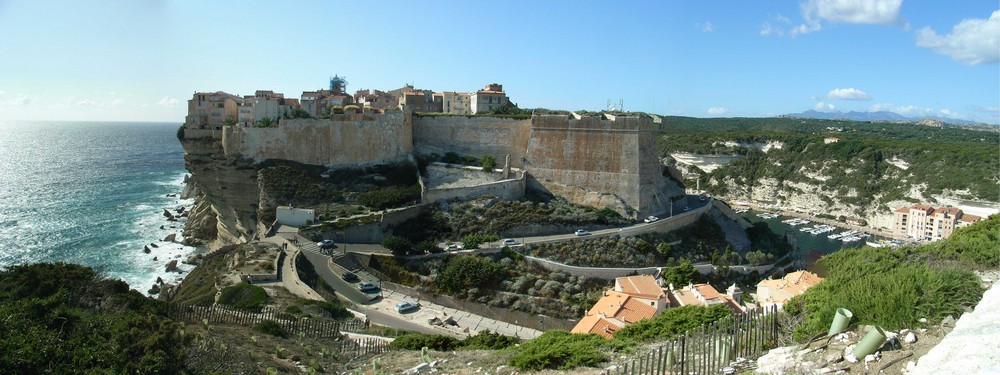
xmin=445 ymin=244 xmax=463 ymax=251
xmin=342 ymin=272 xmax=359 ymax=282
xmin=644 ymin=216 xmax=659 ymax=223
xmin=317 ymin=240 xmax=335 ymax=249
xmin=358 ymin=282 xmax=379 ymax=293
xmin=699 ymin=195 xmax=707 ymax=202
xmin=502 ymin=238 xmax=519 ymax=246
xmin=395 ymin=301 xmax=419 ymax=313
xmin=683 ymin=206 xmax=692 ymax=212
xmin=575 ymin=229 xmax=590 ymax=236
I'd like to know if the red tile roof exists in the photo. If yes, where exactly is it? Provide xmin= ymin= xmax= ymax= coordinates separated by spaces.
xmin=616 ymin=275 xmax=665 ymax=300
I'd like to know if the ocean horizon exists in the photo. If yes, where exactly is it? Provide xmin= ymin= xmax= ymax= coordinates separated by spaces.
xmin=0 ymin=120 xmax=198 ymax=294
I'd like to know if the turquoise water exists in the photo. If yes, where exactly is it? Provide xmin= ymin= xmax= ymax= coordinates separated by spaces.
xmin=740 ymin=211 xmax=870 ymax=263
xmin=0 ymin=121 xmax=196 ymax=293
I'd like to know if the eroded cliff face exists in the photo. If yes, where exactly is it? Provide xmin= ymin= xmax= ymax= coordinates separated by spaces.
xmin=181 ymin=137 xmax=262 ymax=249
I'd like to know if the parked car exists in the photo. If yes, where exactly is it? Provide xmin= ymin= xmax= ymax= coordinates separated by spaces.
xmin=575 ymin=229 xmax=590 ymax=236
xmin=699 ymin=195 xmax=707 ymax=202
xmin=358 ymin=282 xmax=379 ymax=293
xmin=342 ymin=272 xmax=359 ymax=282
xmin=644 ymin=216 xmax=659 ymax=223
xmin=317 ymin=240 xmax=335 ymax=249
xmin=683 ymin=206 xmax=692 ymax=212
xmin=502 ymin=238 xmax=519 ymax=246
xmin=395 ymin=301 xmax=419 ymax=313
xmin=445 ymin=244 xmax=462 ymax=251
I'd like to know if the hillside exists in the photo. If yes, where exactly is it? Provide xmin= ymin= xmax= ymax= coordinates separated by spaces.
xmin=658 ymin=116 xmax=999 ymax=227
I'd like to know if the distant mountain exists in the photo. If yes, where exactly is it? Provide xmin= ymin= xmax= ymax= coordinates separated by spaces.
xmin=784 ymin=109 xmax=985 ymax=125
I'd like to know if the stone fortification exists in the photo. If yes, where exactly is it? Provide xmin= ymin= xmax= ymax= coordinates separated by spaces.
xmin=412 ymin=115 xmax=531 ymax=168
xmin=221 ymin=112 xmax=412 ymax=167
xmin=525 ymin=115 xmax=684 ymax=219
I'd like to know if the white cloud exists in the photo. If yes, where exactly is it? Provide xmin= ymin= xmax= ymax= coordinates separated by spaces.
xmin=0 ymin=90 xmax=6 ymax=96
xmin=814 ymin=102 xmax=836 ymax=111
xmin=701 ymin=22 xmax=714 ymax=32
xmin=158 ymin=96 xmax=180 ymax=107
xmin=111 ymin=98 xmax=126 ymax=106
xmin=825 ymin=88 xmax=872 ymax=100
xmin=1 ymin=93 xmax=36 ymax=106
xmin=793 ymin=0 xmax=904 ymax=36
xmin=916 ymin=10 xmax=1000 ymax=65
xmin=970 ymin=105 xmax=999 ymax=114
xmin=77 ymin=99 xmax=95 ymax=106
xmin=760 ymin=23 xmax=784 ymax=37
xmin=707 ymin=107 xmax=730 ymax=116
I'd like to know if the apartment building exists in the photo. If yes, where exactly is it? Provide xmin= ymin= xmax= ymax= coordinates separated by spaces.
xmin=667 ymin=283 xmax=744 ymax=314
xmin=184 ymin=91 xmax=240 ymax=129
xmin=441 ymin=92 xmax=472 ymax=115
xmin=470 ymin=83 xmax=509 ymax=114
xmin=893 ymin=204 xmax=982 ymax=241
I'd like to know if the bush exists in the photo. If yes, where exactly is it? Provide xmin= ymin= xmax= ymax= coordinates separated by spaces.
xmin=359 ymin=184 xmax=421 ymax=210
xmin=253 ymin=320 xmax=287 ymax=338
xmin=459 ymin=234 xmax=499 ymax=249
xmin=460 ymin=331 xmax=520 ymax=350
xmin=389 ymin=333 xmax=459 ymax=351
xmin=509 ymin=331 xmax=612 ymax=371
xmin=613 ymin=305 xmax=732 ymax=343
xmin=481 ymin=155 xmax=497 ymax=172
xmin=382 ymin=235 xmax=413 ymax=255
xmin=218 ymin=284 xmax=269 ymax=311
xmin=788 ymin=231 xmax=991 ymax=341
xmin=176 ymin=125 xmax=185 ymax=140
xmin=435 ymin=256 xmax=506 ymax=295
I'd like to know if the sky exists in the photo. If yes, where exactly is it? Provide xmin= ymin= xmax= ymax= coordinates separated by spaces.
xmin=0 ymin=0 xmax=997 ymax=123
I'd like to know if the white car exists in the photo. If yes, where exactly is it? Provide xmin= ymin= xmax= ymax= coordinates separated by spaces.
xmin=395 ymin=301 xmax=419 ymax=313
xmin=502 ymin=238 xmax=519 ymax=246
xmin=644 ymin=216 xmax=659 ymax=223
xmin=575 ymin=229 xmax=590 ymax=236
xmin=445 ymin=244 xmax=462 ymax=251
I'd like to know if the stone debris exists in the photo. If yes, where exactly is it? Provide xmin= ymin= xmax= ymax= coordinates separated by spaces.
xmin=904 ymin=332 xmax=917 ymax=344
xmin=918 ymin=318 xmax=928 ymax=323
xmin=401 ymin=362 xmax=430 ymax=374
xmin=941 ymin=315 xmax=956 ymax=327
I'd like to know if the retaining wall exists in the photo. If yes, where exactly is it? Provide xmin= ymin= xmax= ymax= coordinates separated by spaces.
xmin=521 ymin=255 xmax=661 ymax=280
xmin=412 ymin=115 xmax=531 ymax=168
xmin=422 ymin=174 xmax=526 ymax=203
xmin=221 ymin=112 xmax=412 ymax=166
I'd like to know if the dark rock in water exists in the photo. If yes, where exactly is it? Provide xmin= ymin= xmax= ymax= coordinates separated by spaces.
xmin=180 ymin=211 xmax=190 ymax=218
xmin=176 ymin=206 xmax=186 ymax=214
xmin=163 ymin=233 xmax=177 ymax=242
xmin=167 ymin=217 xmax=177 ymax=222
xmin=150 ymin=243 xmax=159 ymax=248
xmin=162 ymin=209 xmax=173 ymax=219
xmin=166 ymin=194 xmax=177 ymax=198
xmin=165 ymin=260 xmax=178 ymax=272
xmin=159 ymin=225 xmax=165 ymax=230
xmin=148 ymin=284 xmax=161 ymax=295
xmin=184 ymin=255 xmax=200 ymax=265
xmin=143 ymin=246 xmax=151 ymax=254
xmin=156 ymin=276 xmax=163 ymax=284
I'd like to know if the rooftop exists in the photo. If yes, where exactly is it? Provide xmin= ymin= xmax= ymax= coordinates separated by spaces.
xmin=616 ymin=275 xmax=665 ymax=300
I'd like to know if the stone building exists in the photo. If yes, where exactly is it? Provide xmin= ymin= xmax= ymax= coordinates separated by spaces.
xmin=755 ymin=270 xmax=823 ymax=309
xmin=893 ymin=204 xmax=982 ymax=241
xmin=441 ymin=91 xmax=471 ymax=115
xmin=471 ymin=83 xmax=509 ymax=114
xmin=184 ymin=91 xmax=240 ymax=129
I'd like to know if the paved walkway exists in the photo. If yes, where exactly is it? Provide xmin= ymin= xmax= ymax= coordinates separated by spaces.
xmin=375 ymin=288 xmax=543 ymax=340
xmin=911 ymin=281 xmax=1000 ymax=374
xmin=260 ymin=236 xmax=325 ymax=301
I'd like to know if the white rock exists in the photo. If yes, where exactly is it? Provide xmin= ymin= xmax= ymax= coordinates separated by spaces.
xmin=906 ymin=361 xmax=917 ymax=370
xmin=837 ymin=333 xmax=849 ymax=342
xmin=904 ymin=332 xmax=917 ymax=343
xmin=918 ymin=318 xmax=928 ymax=323
xmin=865 ymin=354 xmax=877 ymax=363
xmin=900 ymin=329 xmax=910 ymax=335
xmin=846 ymin=353 xmax=859 ymax=363
xmin=815 ymin=368 xmax=834 ymax=374
xmin=402 ymin=363 xmax=431 ymax=375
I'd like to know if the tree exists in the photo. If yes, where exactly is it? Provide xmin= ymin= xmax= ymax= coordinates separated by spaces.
xmin=223 ymin=118 xmax=237 ymax=126
xmin=656 ymin=243 xmax=672 ymax=258
xmin=481 ymin=155 xmax=497 ymax=173
xmin=255 ymin=117 xmax=276 ymax=128
xmin=381 ymin=235 xmax=413 ymax=255
xmin=660 ymin=261 xmax=698 ymax=288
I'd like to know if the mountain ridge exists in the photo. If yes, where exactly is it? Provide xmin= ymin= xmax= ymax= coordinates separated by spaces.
xmin=783 ymin=109 xmax=992 ymax=126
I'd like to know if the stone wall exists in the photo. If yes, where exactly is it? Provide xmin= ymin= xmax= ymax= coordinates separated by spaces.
xmin=221 ymin=112 xmax=413 ymax=166
xmin=522 ymin=255 xmax=661 ymax=280
xmin=422 ymin=174 xmax=526 ymax=204
xmin=525 ymin=115 xmax=683 ymax=219
xmin=412 ymin=115 xmax=531 ymax=168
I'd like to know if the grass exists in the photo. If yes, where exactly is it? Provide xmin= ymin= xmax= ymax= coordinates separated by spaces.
xmin=218 ymin=284 xmax=270 ymax=312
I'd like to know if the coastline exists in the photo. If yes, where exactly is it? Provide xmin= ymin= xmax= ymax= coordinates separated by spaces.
xmin=133 ymin=172 xmax=202 ymax=298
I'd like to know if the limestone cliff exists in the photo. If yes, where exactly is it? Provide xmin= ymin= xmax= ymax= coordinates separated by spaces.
xmin=181 ymin=137 xmax=262 ymax=249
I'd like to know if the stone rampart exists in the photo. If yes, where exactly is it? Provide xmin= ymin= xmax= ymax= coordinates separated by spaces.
xmin=522 ymin=255 xmax=660 ymax=280
xmin=412 ymin=115 xmax=531 ymax=168
xmin=525 ymin=115 xmax=683 ymax=219
xmin=422 ymin=174 xmax=526 ymax=204
xmin=221 ymin=112 xmax=412 ymax=166
xmin=184 ymin=129 xmax=223 ymax=139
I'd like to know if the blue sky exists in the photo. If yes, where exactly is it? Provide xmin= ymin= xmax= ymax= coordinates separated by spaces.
xmin=0 ymin=0 xmax=997 ymax=123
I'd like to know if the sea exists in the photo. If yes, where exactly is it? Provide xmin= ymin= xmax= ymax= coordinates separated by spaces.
xmin=0 ymin=121 xmax=197 ymax=294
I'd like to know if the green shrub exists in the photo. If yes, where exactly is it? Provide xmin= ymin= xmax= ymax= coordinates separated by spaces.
xmin=509 ymin=331 xmax=612 ymax=371
xmin=481 ymin=155 xmax=497 ymax=172
xmin=389 ymin=333 xmax=458 ymax=351
xmin=218 ymin=284 xmax=269 ymax=311
xmin=435 ymin=256 xmax=506 ymax=295
xmin=789 ymin=243 xmax=986 ymax=341
xmin=176 ymin=125 xmax=185 ymax=140
xmin=253 ymin=320 xmax=287 ymax=338
xmin=381 ymin=235 xmax=413 ymax=255
xmin=359 ymin=184 xmax=421 ymax=210
xmin=285 ymin=305 xmax=302 ymax=315
xmin=613 ymin=305 xmax=732 ymax=344
xmin=460 ymin=331 xmax=520 ymax=350
xmin=459 ymin=234 xmax=499 ymax=249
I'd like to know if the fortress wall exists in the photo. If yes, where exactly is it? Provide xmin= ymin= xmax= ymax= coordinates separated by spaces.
xmin=412 ymin=116 xmax=531 ymax=167
xmin=221 ymin=112 xmax=412 ymax=166
xmin=525 ymin=115 xmax=645 ymax=216
xmin=423 ymin=174 xmax=526 ymax=204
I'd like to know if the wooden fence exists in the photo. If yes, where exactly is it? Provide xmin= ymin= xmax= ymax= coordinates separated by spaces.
xmin=601 ymin=305 xmax=779 ymax=375
xmin=170 ymin=304 xmax=366 ymax=338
